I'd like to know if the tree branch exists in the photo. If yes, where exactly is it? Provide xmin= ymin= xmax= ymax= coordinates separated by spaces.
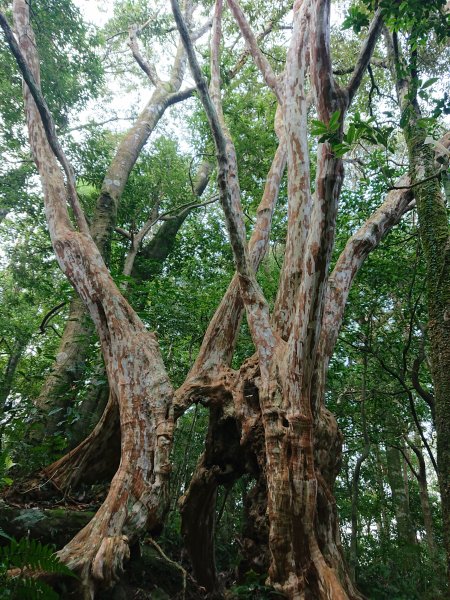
xmin=0 ymin=11 xmax=89 ymax=236
xmin=128 ymin=23 xmax=161 ymax=86
xmin=346 ymin=8 xmax=384 ymax=104
xmin=39 ymin=302 xmax=68 ymax=335
xmin=227 ymin=0 xmax=283 ymax=102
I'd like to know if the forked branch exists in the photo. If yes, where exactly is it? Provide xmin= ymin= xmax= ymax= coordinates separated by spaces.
xmin=171 ymin=0 xmax=276 ymax=376
xmin=346 ymin=8 xmax=384 ymax=104
xmin=227 ymin=0 xmax=283 ymax=102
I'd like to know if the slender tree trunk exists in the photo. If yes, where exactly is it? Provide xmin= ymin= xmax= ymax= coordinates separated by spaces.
xmin=33 ymin=296 xmax=92 ymax=439
xmin=67 ymin=354 xmax=110 ymax=449
xmin=374 ymin=446 xmax=389 ymax=542
xmin=405 ymin=438 xmax=436 ymax=556
xmin=407 ymin=138 xmax=450 ymax=575
xmin=349 ymin=354 xmax=370 ymax=582
xmin=416 ymin=454 xmax=436 ymax=556
xmin=386 ymin=443 xmax=416 ymax=545
xmin=384 ymin=29 xmax=450 ymax=576
xmin=0 ymin=338 xmax=25 ymax=409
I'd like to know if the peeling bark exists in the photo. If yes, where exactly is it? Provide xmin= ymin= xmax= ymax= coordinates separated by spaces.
xmin=4 ymin=0 xmax=434 ymax=597
xmin=172 ymin=1 xmax=385 ymax=597
xmin=9 ymin=2 xmax=175 ymax=596
xmin=28 ymin=6 xmax=194 ymax=446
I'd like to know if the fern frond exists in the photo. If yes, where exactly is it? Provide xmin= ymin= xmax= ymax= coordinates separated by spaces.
xmin=9 ymin=576 xmax=60 ymax=600
xmin=0 ymin=538 xmax=75 ymax=578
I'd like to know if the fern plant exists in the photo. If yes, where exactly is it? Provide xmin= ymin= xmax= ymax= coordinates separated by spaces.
xmin=0 ymin=532 xmax=76 ymax=599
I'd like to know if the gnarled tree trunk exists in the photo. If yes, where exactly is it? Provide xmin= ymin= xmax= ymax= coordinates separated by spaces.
xmin=5 ymin=2 xmax=175 ymax=596
xmin=2 ymin=1 xmax=433 ymax=598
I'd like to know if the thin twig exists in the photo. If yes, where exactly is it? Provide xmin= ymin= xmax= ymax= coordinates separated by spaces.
xmin=147 ymin=538 xmax=187 ymax=600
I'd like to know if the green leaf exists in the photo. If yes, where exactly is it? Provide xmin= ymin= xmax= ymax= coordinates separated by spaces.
xmin=329 ymin=110 xmax=341 ymax=132
xmin=332 ymin=143 xmax=350 ymax=157
xmin=311 ymin=119 xmax=328 ymax=135
xmin=345 ymin=124 xmax=356 ymax=144
xmin=421 ymin=77 xmax=439 ymax=90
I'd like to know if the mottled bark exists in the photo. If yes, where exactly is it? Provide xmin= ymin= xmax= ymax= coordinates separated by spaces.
xmin=172 ymin=1 xmax=383 ymax=597
xmin=9 ymin=2 xmax=174 ymax=596
xmin=68 ymin=161 xmax=212 ymax=446
xmin=28 ymin=6 xmax=193 ymax=445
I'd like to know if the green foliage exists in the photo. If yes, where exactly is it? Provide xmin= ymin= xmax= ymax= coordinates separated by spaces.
xmin=230 ymin=571 xmax=285 ymax=599
xmin=356 ymin=539 xmax=446 ymax=599
xmin=342 ymin=3 xmax=370 ymax=33
xmin=0 ymin=452 xmax=14 ymax=489
xmin=377 ymin=0 xmax=448 ymax=43
xmin=311 ymin=110 xmax=395 ymax=157
xmin=0 ymin=536 xmax=76 ymax=599
xmin=0 ymin=0 xmax=103 ymax=146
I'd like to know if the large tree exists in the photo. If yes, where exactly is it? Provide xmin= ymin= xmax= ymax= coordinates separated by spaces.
xmin=0 ymin=0 xmax=448 ymax=598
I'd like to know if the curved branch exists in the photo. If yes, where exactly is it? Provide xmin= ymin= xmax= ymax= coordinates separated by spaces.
xmin=0 ymin=11 xmax=89 ymax=235
xmin=39 ymin=302 xmax=68 ymax=334
xmin=346 ymin=9 xmax=384 ymax=104
xmin=227 ymin=0 xmax=283 ymax=102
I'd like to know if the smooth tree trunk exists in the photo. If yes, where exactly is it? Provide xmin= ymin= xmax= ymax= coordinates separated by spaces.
xmin=404 ymin=438 xmax=436 ymax=556
xmin=349 ymin=353 xmax=370 ymax=582
xmin=0 ymin=338 xmax=25 ymax=410
xmin=374 ymin=446 xmax=389 ymax=543
xmin=386 ymin=443 xmax=416 ymax=546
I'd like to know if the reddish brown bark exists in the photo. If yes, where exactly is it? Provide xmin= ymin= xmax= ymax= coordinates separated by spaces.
xmin=172 ymin=1 xmax=384 ymax=597
xmin=8 ymin=2 xmax=174 ymax=596
xmin=29 ymin=4 xmax=194 ymax=443
xmin=4 ymin=0 xmax=429 ymax=598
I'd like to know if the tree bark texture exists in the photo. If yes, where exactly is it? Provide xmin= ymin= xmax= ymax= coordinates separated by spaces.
xmin=29 ymin=8 xmax=196 ymax=446
xmin=10 ymin=1 xmax=175 ymax=596
xmin=4 ymin=0 xmax=433 ymax=598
